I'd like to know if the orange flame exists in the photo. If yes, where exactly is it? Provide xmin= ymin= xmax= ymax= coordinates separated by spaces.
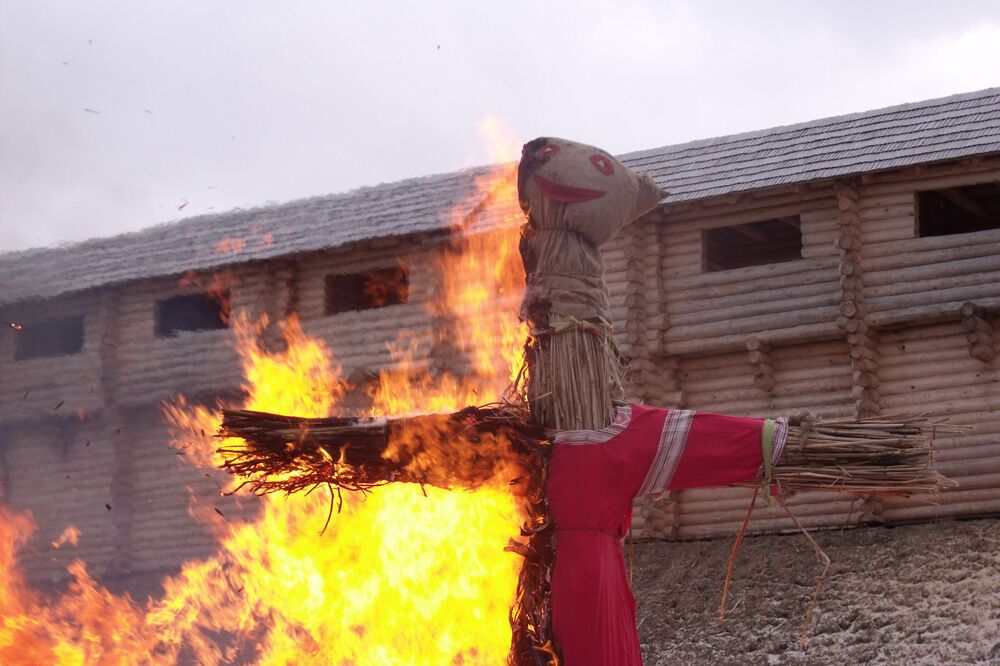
xmin=51 ymin=526 xmax=81 ymax=549
xmin=0 ymin=123 xmax=531 ymax=664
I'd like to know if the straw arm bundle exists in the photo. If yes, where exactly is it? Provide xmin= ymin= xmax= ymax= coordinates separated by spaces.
xmin=754 ymin=415 xmax=956 ymax=497
xmin=217 ymin=405 xmax=550 ymax=498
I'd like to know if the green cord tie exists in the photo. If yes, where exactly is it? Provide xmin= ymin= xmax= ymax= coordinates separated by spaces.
xmin=537 ymin=317 xmax=622 ymax=353
xmin=761 ymin=418 xmax=777 ymax=506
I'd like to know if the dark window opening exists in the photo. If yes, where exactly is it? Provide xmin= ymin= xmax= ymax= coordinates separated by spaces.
xmin=703 ymin=216 xmax=803 ymax=272
xmin=14 ymin=315 xmax=85 ymax=360
xmin=325 ymin=267 xmax=409 ymax=315
xmin=917 ymin=183 xmax=1000 ymax=237
xmin=156 ymin=292 xmax=230 ymax=337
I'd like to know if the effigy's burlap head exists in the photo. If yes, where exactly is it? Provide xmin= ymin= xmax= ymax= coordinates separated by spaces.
xmin=517 ymin=137 xmax=665 ymax=430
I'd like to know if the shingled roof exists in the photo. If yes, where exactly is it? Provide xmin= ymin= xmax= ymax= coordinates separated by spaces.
xmin=2 ymin=87 xmax=999 ymax=307
xmin=623 ymin=86 xmax=1000 ymax=202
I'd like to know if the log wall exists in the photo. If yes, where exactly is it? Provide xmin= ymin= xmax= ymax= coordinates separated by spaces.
xmin=0 ymin=292 xmax=105 ymax=424
xmin=659 ymin=190 xmax=842 ymax=356
xmin=1 ymin=422 xmax=117 ymax=580
xmin=115 ymin=264 xmax=289 ymax=407
xmin=296 ymin=242 xmax=436 ymax=376
xmin=634 ymin=157 xmax=1000 ymax=540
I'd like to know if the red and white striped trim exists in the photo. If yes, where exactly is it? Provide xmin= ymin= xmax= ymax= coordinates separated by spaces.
xmin=637 ymin=409 xmax=694 ymax=496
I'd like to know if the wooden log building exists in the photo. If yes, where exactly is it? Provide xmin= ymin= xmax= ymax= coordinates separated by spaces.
xmin=1 ymin=88 xmax=999 ymax=586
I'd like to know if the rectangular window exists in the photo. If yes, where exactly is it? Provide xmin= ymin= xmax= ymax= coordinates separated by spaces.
xmin=14 ymin=315 xmax=85 ymax=360
xmin=703 ymin=216 xmax=803 ymax=272
xmin=917 ymin=184 xmax=1000 ymax=237
xmin=155 ymin=292 xmax=230 ymax=337
xmin=325 ymin=267 xmax=409 ymax=315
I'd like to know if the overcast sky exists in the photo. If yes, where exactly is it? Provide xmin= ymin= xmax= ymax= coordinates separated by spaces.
xmin=1 ymin=1 xmax=999 ymax=253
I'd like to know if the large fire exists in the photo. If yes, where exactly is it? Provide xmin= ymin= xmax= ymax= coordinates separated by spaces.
xmin=0 ymin=125 xmax=530 ymax=664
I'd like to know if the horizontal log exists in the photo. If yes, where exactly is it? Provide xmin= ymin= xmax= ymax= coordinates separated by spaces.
xmin=678 ymin=498 xmax=859 ymax=528
xmin=664 ymin=194 xmax=833 ymax=229
xmin=868 ymin=295 xmax=1000 ymax=329
xmin=864 ymin=270 xmax=1000 ymax=306
xmin=880 ymin=498 xmax=1000 ymax=522
xmin=882 ymin=370 xmax=1000 ymax=399
xmin=683 ymin=394 xmax=852 ymax=418
xmin=862 ymin=163 xmax=1000 ymax=196
xmin=664 ymin=257 xmax=837 ymax=291
xmin=668 ymin=281 xmax=837 ymax=320
xmin=864 ymin=257 xmax=1000 ymax=293
xmin=678 ymin=488 xmax=844 ymax=512
xmin=859 ymin=203 xmax=915 ymax=224
xmin=860 ymin=226 xmax=917 ymax=245
xmin=933 ymin=444 xmax=1000 ymax=466
xmin=881 ymin=391 xmax=1000 ymax=415
xmin=682 ymin=377 xmax=851 ymax=405
xmin=879 ymin=358 xmax=985 ymax=383
xmin=664 ymin=322 xmax=838 ymax=356
xmin=666 ymin=305 xmax=837 ymax=343
xmin=928 ymin=470 xmax=1000 ymax=491
xmin=864 ymin=231 xmax=1000 ymax=265
xmin=867 ymin=281 xmax=1000 ymax=315
xmin=674 ymin=512 xmax=850 ymax=539
xmin=878 ymin=322 xmax=965 ymax=350
xmin=682 ymin=359 xmax=849 ymax=388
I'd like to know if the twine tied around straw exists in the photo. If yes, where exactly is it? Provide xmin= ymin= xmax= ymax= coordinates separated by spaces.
xmin=519 ymin=316 xmax=626 ymax=431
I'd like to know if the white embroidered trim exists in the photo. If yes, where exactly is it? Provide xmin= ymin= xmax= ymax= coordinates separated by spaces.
xmin=553 ymin=404 xmax=633 ymax=446
xmin=638 ymin=409 xmax=694 ymax=496
xmin=771 ymin=417 xmax=789 ymax=473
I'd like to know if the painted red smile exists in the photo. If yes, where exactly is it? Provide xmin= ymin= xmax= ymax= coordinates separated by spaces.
xmin=532 ymin=174 xmax=606 ymax=203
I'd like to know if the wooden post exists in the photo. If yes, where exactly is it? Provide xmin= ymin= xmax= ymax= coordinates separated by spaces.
xmin=835 ymin=180 xmax=881 ymax=418
xmin=624 ymin=215 xmax=676 ymax=404
xmin=746 ymin=337 xmax=776 ymax=393
xmin=98 ymin=289 xmax=135 ymax=578
xmin=960 ymin=301 xmax=997 ymax=363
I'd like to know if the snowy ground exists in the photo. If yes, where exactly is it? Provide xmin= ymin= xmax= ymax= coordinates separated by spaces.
xmin=633 ymin=517 xmax=1000 ymax=665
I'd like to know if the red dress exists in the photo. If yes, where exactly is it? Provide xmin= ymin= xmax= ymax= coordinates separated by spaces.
xmin=546 ymin=403 xmax=787 ymax=665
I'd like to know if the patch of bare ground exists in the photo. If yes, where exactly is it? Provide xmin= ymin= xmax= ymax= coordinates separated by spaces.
xmin=634 ymin=517 xmax=1000 ymax=665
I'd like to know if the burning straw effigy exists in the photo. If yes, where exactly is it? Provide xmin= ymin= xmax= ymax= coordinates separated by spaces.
xmin=216 ymin=138 xmax=953 ymax=665
xmin=218 ymin=400 xmax=953 ymax=662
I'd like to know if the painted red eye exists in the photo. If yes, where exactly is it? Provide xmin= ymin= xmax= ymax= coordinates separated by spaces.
xmin=590 ymin=154 xmax=614 ymax=175
xmin=535 ymin=144 xmax=560 ymax=161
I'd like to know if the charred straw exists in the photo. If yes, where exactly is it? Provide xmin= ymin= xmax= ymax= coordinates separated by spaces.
xmin=217 ymin=404 xmax=550 ymax=497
